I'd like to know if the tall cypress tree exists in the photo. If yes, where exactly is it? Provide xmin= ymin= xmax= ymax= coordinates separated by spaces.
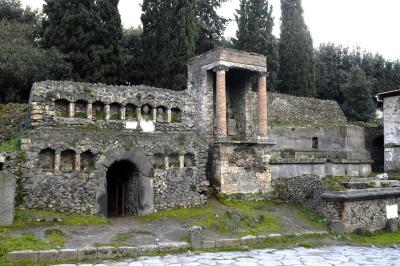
xmin=195 ymin=0 xmax=228 ymax=54
xmin=41 ymin=0 xmax=123 ymax=84
xmin=234 ymin=0 xmax=279 ymax=90
xmin=141 ymin=0 xmax=197 ymax=90
xmin=278 ymin=0 xmax=315 ymax=96
xmin=341 ymin=66 xmax=375 ymax=122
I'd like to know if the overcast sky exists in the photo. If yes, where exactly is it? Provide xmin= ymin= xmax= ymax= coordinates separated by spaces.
xmin=21 ymin=0 xmax=400 ymax=60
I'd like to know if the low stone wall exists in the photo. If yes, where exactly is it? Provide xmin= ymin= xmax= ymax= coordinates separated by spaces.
xmin=322 ymin=188 xmax=400 ymax=232
xmin=268 ymin=93 xmax=347 ymax=126
xmin=273 ymin=175 xmax=325 ymax=211
xmin=0 ymin=104 xmax=28 ymax=143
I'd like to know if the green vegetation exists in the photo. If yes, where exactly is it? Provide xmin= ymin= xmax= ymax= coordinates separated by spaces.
xmin=94 ymin=112 xmax=106 ymax=120
xmin=0 ymin=131 xmax=27 ymax=153
xmin=110 ymin=114 xmax=120 ymax=120
xmin=343 ymin=231 xmax=400 ymax=245
xmin=74 ymin=112 xmax=87 ymax=119
xmin=321 ymin=176 xmax=350 ymax=191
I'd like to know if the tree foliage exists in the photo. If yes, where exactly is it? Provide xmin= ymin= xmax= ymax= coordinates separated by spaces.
xmin=234 ymin=0 xmax=279 ymax=90
xmin=41 ymin=0 xmax=124 ymax=84
xmin=341 ymin=66 xmax=375 ymax=122
xmin=0 ymin=21 xmax=71 ymax=103
xmin=141 ymin=0 xmax=197 ymax=90
xmin=195 ymin=0 xmax=229 ymax=54
xmin=278 ymin=0 xmax=315 ymax=97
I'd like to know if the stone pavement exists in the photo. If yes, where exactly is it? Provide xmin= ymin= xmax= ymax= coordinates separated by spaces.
xmin=53 ymin=245 xmax=400 ymax=266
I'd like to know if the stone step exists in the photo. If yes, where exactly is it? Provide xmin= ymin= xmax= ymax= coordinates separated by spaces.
xmin=341 ymin=180 xmax=400 ymax=189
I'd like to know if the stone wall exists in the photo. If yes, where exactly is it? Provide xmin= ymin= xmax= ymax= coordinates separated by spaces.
xmin=28 ymin=81 xmax=197 ymax=133
xmin=0 ymin=104 xmax=28 ymax=143
xmin=20 ymin=128 xmax=208 ymax=214
xmin=268 ymin=93 xmax=347 ymax=126
xmin=382 ymin=95 xmax=400 ymax=171
xmin=211 ymin=142 xmax=272 ymax=194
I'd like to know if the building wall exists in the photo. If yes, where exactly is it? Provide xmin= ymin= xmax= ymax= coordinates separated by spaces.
xmin=383 ymin=95 xmax=400 ymax=171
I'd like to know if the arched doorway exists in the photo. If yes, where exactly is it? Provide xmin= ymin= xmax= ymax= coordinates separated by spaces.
xmin=372 ymin=136 xmax=384 ymax=173
xmin=106 ymin=160 xmax=140 ymax=217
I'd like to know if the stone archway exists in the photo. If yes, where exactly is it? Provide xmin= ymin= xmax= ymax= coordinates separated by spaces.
xmin=95 ymin=147 xmax=154 ymax=216
xmin=106 ymin=160 xmax=139 ymax=217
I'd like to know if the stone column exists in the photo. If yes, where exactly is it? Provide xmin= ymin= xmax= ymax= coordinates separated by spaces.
xmin=75 ymin=154 xmax=81 ymax=171
xmin=54 ymin=153 xmax=61 ymax=171
xmin=105 ymin=104 xmax=110 ymax=121
xmin=69 ymin=102 xmax=75 ymax=118
xmin=120 ymin=105 xmax=126 ymax=120
xmin=179 ymin=155 xmax=185 ymax=169
xmin=167 ymin=109 xmax=172 ymax=123
xmin=87 ymin=103 xmax=93 ymax=120
xmin=214 ymin=65 xmax=229 ymax=139
xmin=258 ymin=72 xmax=268 ymax=139
xmin=136 ymin=107 xmax=142 ymax=121
xmin=153 ymin=108 xmax=157 ymax=122
xmin=164 ymin=157 xmax=169 ymax=170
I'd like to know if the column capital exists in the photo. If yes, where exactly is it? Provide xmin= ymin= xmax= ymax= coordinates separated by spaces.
xmin=258 ymin=71 xmax=269 ymax=77
xmin=213 ymin=65 xmax=230 ymax=72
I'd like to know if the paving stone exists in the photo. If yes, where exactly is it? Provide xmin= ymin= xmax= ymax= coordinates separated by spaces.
xmin=215 ymin=238 xmax=241 ymax=247
xmin=58 ymin=249 xmax=78 ymax=261
xmin=8 ymin=250 xmax=39 ymax=262
xmin=38 ymin=249 xmax=59 ymax=261
xmin=77 ymin=247 xmax=97 ymax=261
xmin=118 ymin=247 xmax=138 ymax=258
xmin=97 ymin=247 xmax=118 ymax=259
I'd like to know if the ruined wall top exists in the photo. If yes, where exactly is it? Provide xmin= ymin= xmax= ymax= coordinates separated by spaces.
xmin=188 ymin=48 xmax=267 ymax=73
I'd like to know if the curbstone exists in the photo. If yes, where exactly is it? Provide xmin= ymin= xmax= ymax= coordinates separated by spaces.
xmin=77 ymin=247 xmax=97 ymax=261
xmin=267 ymin=233 xmax=282 ymax=238
xmin=118 ymin=246 xmax=138 ymax=258
xmin=201 ymin=240 xmax=215 ymax=249
xmin=240 ymin=235 xmax=257 ymax=245
xmin=215 ymin=238 xmax=241 ymax=248
xmin=8 ymin=250 xmax=39 ymax=262
xmin=38 ymin=249 xmax=59 ymax=261
xmin=257 ymin=235 xmax=267 ymax=242
xmin=58 ymin=249 xmax=78 ymax=261
xmin=157 ymin=242 xmax=189 ymax=252
xmin=97 ymin=246 xmax=118 ymax=259
xmin=137 ymin=244 xmax=158 ymax=255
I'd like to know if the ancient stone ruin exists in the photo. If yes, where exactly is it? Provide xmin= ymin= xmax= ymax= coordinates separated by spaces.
xmin=1 ymin=48 xmax=380 ymax=226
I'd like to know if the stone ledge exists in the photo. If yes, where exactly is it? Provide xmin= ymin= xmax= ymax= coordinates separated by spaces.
xmin=7 ymin=232 xmax=329 ymax=263
xmin=322 ymin=187 xmax=400 ymax=201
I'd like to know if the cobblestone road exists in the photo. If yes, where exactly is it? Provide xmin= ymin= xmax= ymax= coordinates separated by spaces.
xmin=54 ymin=246 xmax=400 ymax=266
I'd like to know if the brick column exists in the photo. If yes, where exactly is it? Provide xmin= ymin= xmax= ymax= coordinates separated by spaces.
xmin=87 ymin=103 xmax=93 ymax=120
xmin=258 ymin=72 xmax=268 ymax=139
xmin=75 ymin=154 xmax=81 ymax=171
xmin=54 ymin=153 xmax=61 ymax=171
xmin=105 ymin=104 xmax=110 ymax=121
xmin=69 ymin=102 xmax=75 ymax=118
xmin=214 ymin=65 xmax=229 ymax=139
xmin=120 ymin=105 xmax=126 ymax=120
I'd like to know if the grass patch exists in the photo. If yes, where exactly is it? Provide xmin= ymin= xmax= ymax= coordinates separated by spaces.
xmin=137 ymin=204 xmax=215 ymax=222
xmin=0 ymin=209 xmax=107 ymax=232
xmin=0 ymin=131 xmax=27 ymax=153
xmin=344 ymin=231 xmax=400 ymax=245
xmin=74 ymin=112 xmax=87 ymax=119
xmin=289 ymin=204 xmax=327 ymax=229
xmin=321 ymin=176 xmax=350 ymax=191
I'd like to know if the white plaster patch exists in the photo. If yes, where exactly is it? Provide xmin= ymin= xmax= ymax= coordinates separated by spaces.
xmin=140 ymin=120 xmax=155 ymax=133
xmin=125 ymin=121 xmax=138 ymax=130
xmin=386 ymin=205 xmax=398 ymax=219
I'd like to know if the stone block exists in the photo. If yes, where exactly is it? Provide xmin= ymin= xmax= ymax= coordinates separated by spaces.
xmin=240 ymin=235 xmax=257 ymax=245
xmin=257 ymin=235 xmax=267 ymax=243
xmin=77 ymin=247 xmax=97 ymax=261
xmin=215 ymin=238 xmax=241 ymax=248
xmin=0 ymin=171 xmax=16 ymax=226
xmin=38 ymin=249 xmax=59 ymax=261
xmin=201 ymin=240 xmax=215 ymax=249
xmin=329 ymin=220 xmax=345 ymax=235
xmin=8 ymin=250 xmax=38 ymax=262
xmin=189 ymin=226 xmax=204 ymax=246
xmin=267 ymin=233 xmax=282 ymax=239
xmin=157 ymin=242 xmax=189 ymax=252
xmin=386 ymin=218 xmax=398 ymax=232
xmin=58 ymin=249 xmax=78 ymax=261
xmin=118 ymin=246 xmax=138 ymax=258
xmin=137 ymin=244 xmax=158 ymax=255
xmin=97 ymin=246 xmax=118 ymax=259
